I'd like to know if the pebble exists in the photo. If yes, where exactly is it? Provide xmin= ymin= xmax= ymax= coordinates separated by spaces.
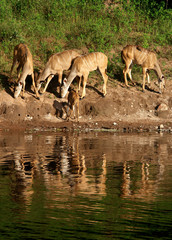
xmin=158 ymin=124 xmax=164 ymax=130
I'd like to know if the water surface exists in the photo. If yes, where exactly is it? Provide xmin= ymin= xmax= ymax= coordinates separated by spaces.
xmin=0 ymin=131 xmax=172 ymax=239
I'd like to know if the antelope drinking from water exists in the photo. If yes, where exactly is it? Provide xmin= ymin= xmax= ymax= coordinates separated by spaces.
xmin=61 ymin=52 xmax=108 ymax=99
xmin=36 ymin=50 xmax=80 ymax=94
xmin=10 ymin=43 xmax=39 ymax=99
xmin=121 ymin=45 xmax=165 ymax=93
xmin=66 ymin=87 xmax=80 ymax=121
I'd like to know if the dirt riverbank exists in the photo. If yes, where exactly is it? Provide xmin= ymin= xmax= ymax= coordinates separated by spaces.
xmin=0 ymin=72 xmax=172 ymax=133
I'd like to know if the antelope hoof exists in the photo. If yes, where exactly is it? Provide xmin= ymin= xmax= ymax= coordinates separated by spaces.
xmin=21 ymin=96 xmax=25 ymax=100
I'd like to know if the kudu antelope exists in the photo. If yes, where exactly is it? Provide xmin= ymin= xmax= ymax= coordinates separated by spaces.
xmin=36 ymin=50 xmax=80 ymax=94
xmin=66 ymin=88 xmax=80 ymax=121
xmin=61 ymin=52 xmax=108 ymax=99
xmin=121 ymin=45 xmax=165 ymax=93
xmin=10 ymin=43 xmax=39 ymax=99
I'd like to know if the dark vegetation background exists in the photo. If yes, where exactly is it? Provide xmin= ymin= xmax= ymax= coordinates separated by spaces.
xmin=0 ymin=0 xmax=171 ymax=87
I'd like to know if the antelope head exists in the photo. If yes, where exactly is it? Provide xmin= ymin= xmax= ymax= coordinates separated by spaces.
xmin=34 ymin=70 xmax=46 ymax=91
xmin=34 ymin=73 xmax=42 ymax=91
xmin=14 ymin=82 xmax=23 ymax=98
xmin=35 ymin=77 xmax=43 ymax=91
xmin=61 ymin=78 xmax=69 ymax=98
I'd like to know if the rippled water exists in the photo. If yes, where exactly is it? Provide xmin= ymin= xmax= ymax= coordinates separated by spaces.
xmin=0 ymin=131 xmax=172 ymax=239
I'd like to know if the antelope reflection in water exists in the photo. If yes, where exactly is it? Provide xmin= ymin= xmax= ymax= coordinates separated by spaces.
xmin=43 ymin=135 xmax=107 ymax=207
xmin=1 ymin=132 xmax=169 ymax=209
xmin=11 ymin=150 xmax=34 ymax=210
xmin=121 ymin=140 xmax=167 ymax=201
xmin=1 ymin=133 xmax=107 ymax=210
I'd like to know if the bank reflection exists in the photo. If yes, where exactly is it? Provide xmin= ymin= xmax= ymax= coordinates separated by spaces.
xmin=0 ymin=133 xmax=107 ymax=209
xmin=0 ymin=132 xmax=171 ymax=210
xmin=120 ymin=135 xmax=168 ymax=201
xmin=43 ymin=135 xmax=107 ymax=208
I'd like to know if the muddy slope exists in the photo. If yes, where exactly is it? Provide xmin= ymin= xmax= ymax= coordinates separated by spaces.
xmin=0 ymin=74 xmax=172 ymax=132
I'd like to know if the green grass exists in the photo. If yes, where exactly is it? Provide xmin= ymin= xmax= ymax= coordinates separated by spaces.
xmin=0 ymin=0 xmax=171 ymax=89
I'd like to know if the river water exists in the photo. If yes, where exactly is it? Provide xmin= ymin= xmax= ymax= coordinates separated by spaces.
xmin=0 ymin=131 xmax=172 ymax=239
